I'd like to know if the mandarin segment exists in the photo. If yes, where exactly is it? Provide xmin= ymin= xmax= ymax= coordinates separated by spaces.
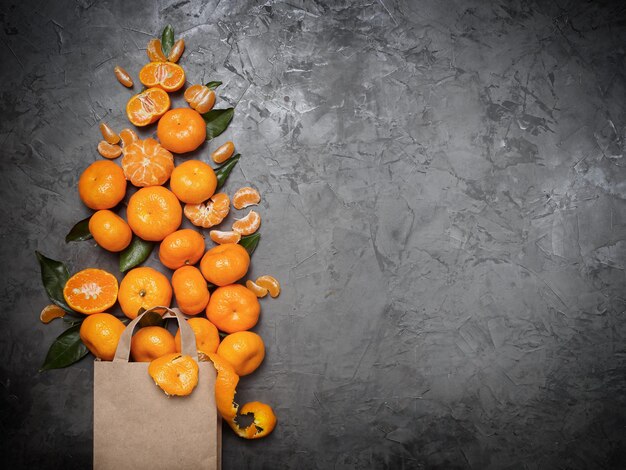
xmin=175 ymin=317 xmax=220 ymax=357
xmin=130 ymin=326 xmax=177 ymax=362
xmin=232 ymin=187 xmax=261 ymax=210
xmin=119 ymin=128 xmax=139 ymax=148
xmin=118 ymin=266 xmax=172 ymax=319
xmin=255 ymin=275 xmax=281 ymax=298
xmin=149 ymin=353 xmax=199 ymax=396
xmin=158 ymin=229 xmax=205 ymax=270
xmin=199 ymin=243 xmax=250 ymax=287
xmin=206 ymin=284 xmax=260 ymax=333
xmin=167 ymin=38 xmax=185 ymax=63
xmin=184 ymin=193 xmax=230 ymax=228
xmin=245 ymin=280 xmax=268 ymax=298
xmin=169 ymin=160 xmax=217 ymax=204
xmin=184 ymin=84 xmax=216 ymax=114
xmin=211 ymin=141 xmax=235 ymax=164
xmin=99 ymin=122 xmax=120 ymax=144
xmin=172 ymin=265 xmax=210 ymax=315
xmin=79 ymin=313 xmax=126 ymax=361
xmin=121 ymin=138 xmax=175 ymax=187
xmin=127 ymin=186 xmax=182 ymax=241
xmin=232 ymin=210 xmax=261 ymax=235
xmin=63 ymin=268 xmax=119 ymax=315
xmin=88 ymin=209 xmax=133 ymax=252
xmin=97 ymin=141 xmax=122 ymax=159
xmin=209 ymin=230 xmax=241 ymax=245
xmin=216 ymin=331 xmax=265 ymax=376
xmin=39 ymin=304 xmax=66 ymax=324
xmin=139 ymin=62 xmax=185 ymax=92
xmin=157 ymin=108 xmax=207 ymax=154
xmin=78 ymin=160 xmax=127 ymax=210
xmin=114 ymin=65 xmax=133 ymax=88
xmin=126 ymin=87 xmax=171 ymax=127
xmin=146 ymin=38 xmax=167 ymax=62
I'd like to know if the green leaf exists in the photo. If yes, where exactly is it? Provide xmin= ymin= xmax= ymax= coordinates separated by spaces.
xmin=63 ymin=318 xmax=84 ymax=327
xmin=215 ymin=153 xmax=240 ymax=189
xmin=35 ymin=251 xmax=73 ymax=313
xmin=202 ymin=108 xmax=234 ymax=141
xmin=119 ymin=237 xmax=155 ymax=272
xmin=40 ymin=324 xmax=89 ymax=371
xmin=161 ymin=25 xmax=175 ymax=58
xmin=137 ymin=310 xmax=165 ymax=329
xmin=206 ymin=81 xmax=222 ymax=90
xmin=65 ymin=216 xmax=93 ymax=243
xmin=239 ymin=233 xmax=260 ymax=257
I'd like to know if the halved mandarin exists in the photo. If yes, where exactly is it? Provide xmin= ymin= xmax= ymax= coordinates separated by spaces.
xmin=232 ymin=210 xmax=261 ymax=235
xmin=209 ymin=230 xmax=241 ymax=245
xmin=184 ymin=193 xmax=230 ymax=228
xmin=139 ymin=62 xmax=186 ymax=92
xmin=255 ymin=275 xmax=280 ymax=298
xmin=63 ymin=268 xmax=119 ymax=315
xmin=184 ymin=84 xmax=215 ymax=114
xmin=126 ymin=87 xmax=171 ymax=127
xmin=245 ymin=280 xmax=268 ymax=298
xmin=232 ymin=187 xmax=260 ymax=210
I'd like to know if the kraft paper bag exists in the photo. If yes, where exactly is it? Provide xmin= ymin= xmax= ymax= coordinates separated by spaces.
xmin=93 ymin=307 xmax=221 ymax=470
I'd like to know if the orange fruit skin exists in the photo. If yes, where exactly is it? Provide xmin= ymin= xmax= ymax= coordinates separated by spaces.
xmin=127 ymin=186 xmax=182 ymax=242
xmin=199 ymin=243 xmax=250 ymax=287
xmin=89 ymin=210 xmax=132 ymax=252
xmin=139 ymin=62 xmax=185 ymax=92
xmin=206 ymin=284 xmax=260 ymax=333
xmin=121 ymin=138 xmax=175 ymax=188
xmin=238 ymin=401 xmax=277 ymax=439
xmin=79 ymin=313 xmax=126 ymax=361
xmin=78 ymin=161 xmax=126 ymax=210
xmin=175 ymin=317 xmax=220 ymax=356
xmin=157 ymin=108 xmax=206 ymax=154
xmin=217 ymin=331 xmax=265 ymax=376
xmin=149 ymin=353 xmax=199 ymax=396
xmin=63 ymin=268 xmax=119 ymax=315
xmin=126 ymin=87 xmax=171 ymax=127
xmin=158 ymin=229 xmax=206 ymax=270
xmin=118 ymin=267 xmax=172 ymax=319
xmin=130 ymin=325 xmax=176 ymax=362
xmin=172 ymin=266 xmax=210 ymax=315
xmin=169 ymin=160 xmax=217 ymax=204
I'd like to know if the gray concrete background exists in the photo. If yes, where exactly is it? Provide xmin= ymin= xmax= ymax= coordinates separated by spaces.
xmin=1 ymin=0 xmax=625 ymax=468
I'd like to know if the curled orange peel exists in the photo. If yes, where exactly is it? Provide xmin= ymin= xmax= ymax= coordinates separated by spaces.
xmin=208 ymin=353 xmax=277 ymax=439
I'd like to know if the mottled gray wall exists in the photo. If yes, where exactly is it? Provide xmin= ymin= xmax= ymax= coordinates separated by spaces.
xmin=1 ymin=0 xmax=625 ymax=468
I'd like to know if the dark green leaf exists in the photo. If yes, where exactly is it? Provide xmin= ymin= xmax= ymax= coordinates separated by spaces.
xmin=161 ymin=25 xmax=175 ymax=58
xmin=137 ymin=310 xmax=165 ymax=329
xmin=239 ymin=233 xmax=260 ymax=257
xmin=35 ymin=251 xmax=73 ymax=313
xmin=65 ymin=216 xmax=93 ymax=243
xmin=119 ymin=237 xmax=155 ymax=272
xmin=206 ymin=81 xmax=222 ymax=90
xmin=40 ymin=324 xmax=89 ymax=371
xmin=215 ymin=153 xmax=240 ymax=189
xmin=63 ymin=318 xmax=84 ymax=327
xmin=202 ymin=108 xmax=234 ymax=140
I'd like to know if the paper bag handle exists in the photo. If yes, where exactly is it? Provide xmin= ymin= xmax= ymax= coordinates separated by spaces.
xmin=113 ymin=306 xmax=197 ymax=362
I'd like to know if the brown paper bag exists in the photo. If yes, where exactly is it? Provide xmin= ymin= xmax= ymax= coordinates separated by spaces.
xmin=93 ymin=307 xmax=221 ymax=470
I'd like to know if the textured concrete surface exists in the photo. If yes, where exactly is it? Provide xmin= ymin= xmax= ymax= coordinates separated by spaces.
xmin=1 ymin=0 xmax=625 ymax=468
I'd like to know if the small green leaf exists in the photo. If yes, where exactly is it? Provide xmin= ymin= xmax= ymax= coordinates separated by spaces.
xmin=206 ymin=81 xmax=222 ymax=90
xmin=35 ymin=251 xmax=73 ymax=313
xmin=137 ymin=310 xmax=165 ymax=329
xmin=215 ymin=153 xmax=240 ymax=189
xmin=161 ymin=25 xmax=175 ymax=57
xmin=119 ymin=237 xmax=155 ymax=272
xmin=239 ymin=233 xmax=260 ymax=257
xmin=65 ymin=216 xmax=93 ymax=243
xmin=40 ymin=324 xmax=89 ymax=371
xmin=203 ymin=108 xmax=234 ymax=140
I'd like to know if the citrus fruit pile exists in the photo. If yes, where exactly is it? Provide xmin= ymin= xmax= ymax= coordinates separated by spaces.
xmin=36 ymin=25 xmax=279 ymax=440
